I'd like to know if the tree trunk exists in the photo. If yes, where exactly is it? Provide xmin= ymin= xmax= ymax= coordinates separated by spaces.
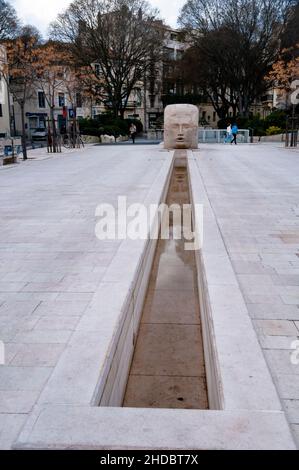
xmin=113 ymin=104 xmax=119 ymax=118
xmin=50 ymin=107 xmax=57 ymax=153
xmin=90 ymin=97 xmax=93 ymax=118
xmin=20 ymin=103 xmax=27 ymax=161
xmin=231 ymin=102 xmax=238 ymax=119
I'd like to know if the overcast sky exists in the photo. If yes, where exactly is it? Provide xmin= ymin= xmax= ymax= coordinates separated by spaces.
xmin=10 ymin=0 xmax=186 ymax=37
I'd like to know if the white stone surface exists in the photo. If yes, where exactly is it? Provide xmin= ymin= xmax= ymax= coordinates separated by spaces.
xmin=193 ymin=143 xmax=299 ymax=446
xmin=188 ymin=152 xmax=286 ymax=413
xmin=0 ymin=143 xmax=173 ymax=448
xmin=15 ymin=405 xmax=295 ymax=450
xmin=1 ymin=142 xmax=298 ymax=450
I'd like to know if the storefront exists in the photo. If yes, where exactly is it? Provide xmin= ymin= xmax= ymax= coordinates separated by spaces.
xmin=26 ymin=112 xmax=48 ymax=137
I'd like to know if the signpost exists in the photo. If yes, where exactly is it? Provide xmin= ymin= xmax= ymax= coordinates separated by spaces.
xmin=285 ymin=112 xmax=298 ymax=148
xmin=0 ymin=137 xmax=22 ymax=164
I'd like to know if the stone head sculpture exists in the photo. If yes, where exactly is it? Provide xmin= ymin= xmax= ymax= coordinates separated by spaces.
xmin=164 ymin=104 xmax=199 ymax=149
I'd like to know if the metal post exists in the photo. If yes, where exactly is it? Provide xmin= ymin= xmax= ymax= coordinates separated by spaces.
xmin=291 ymin=105 xmax=295 ymax=147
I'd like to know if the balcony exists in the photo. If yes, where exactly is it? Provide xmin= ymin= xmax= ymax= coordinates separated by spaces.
xmin=125 ymin=100 xmax=142 ymax=109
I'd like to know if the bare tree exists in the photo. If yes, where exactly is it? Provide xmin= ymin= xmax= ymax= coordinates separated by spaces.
xmin=179 ymin=0 xmax=297 ymax=118
xmin=33 ymin=42 xmax=73 ymax=152
xmin=50 ymin=0 xmax=164 ymax=118
xmin=281 ymin=1 xmax=299 ymax=50
xmin=178 ymin=35 xmax=238 ymax=119
xmin=0 ymin=0 xmax=19 ymax=40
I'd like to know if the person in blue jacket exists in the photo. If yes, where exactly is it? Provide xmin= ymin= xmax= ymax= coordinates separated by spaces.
xmin=231 ymin=123 xmax=239 ymax=145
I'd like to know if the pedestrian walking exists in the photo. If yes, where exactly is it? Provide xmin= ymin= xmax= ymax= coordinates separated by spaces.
xmin=129 ymin=123 xmax=137 ymax=144
xmin=231 ymin=123 xmax=239 ymax=145
xmin=225 ymin=123 xmax=232 ymax=143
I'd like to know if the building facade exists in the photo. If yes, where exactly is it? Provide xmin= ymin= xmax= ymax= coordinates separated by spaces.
xmin=13 ymin=85 xmax=85 ymax=139
xmin=0 ymin=46 xmax=11 ymax=138
xmin=10 ymin=29 xmax=298 ymax=138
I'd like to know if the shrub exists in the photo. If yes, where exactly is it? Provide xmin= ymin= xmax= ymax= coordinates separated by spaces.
xmin=266 ymin=126 xmax=284 ymax=136
xmin=264 ymin=110 xmax=287 ymax=130
xmin=246 ymin=116 xmax=267 ymax=136
xmin=217 ymin=118 xmax=229 ymax=129
xmin=78 ymin=114 xmax=143 ymax=139
xmin=235 ymin=117 xmax=249 ymax=129
xmin=79 ymin=113 xmax=143 ymax=138
xmin=78 ymin=118 xmax=101 ymax=137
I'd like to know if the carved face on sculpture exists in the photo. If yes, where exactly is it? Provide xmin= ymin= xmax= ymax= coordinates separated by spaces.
xmin=164 ymin=104 xmax=199 ymax=149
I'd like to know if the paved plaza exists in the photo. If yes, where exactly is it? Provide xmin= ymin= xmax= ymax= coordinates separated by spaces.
xmin=0 ymin=142 xmax=299 ymax=449
xmin=198 ymin=143 xmax=299 ymax=445
xmin=0 ymin=145 xmax=169 ymax=449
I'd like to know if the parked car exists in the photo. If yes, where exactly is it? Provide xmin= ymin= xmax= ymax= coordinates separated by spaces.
xmin=32 ymin=128 xmax=47 ymax=140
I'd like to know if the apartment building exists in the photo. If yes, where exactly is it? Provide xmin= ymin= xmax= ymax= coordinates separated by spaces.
xmin=0 ymin=45 xmax=11 ymax=138
xmin=11 ymin=26 xmax=295 ymax=137
xmin=13 ymin=85 xmax=87 ymax=139
xmin=12 ymin=72 xmax=146 ymax=137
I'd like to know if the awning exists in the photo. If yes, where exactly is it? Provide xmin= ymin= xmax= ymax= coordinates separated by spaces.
xmin=26 ymin=113 xmax=48 ymax=117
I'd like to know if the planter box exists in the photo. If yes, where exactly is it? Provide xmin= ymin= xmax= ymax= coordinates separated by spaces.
xmin=3 ymin=155 xmax=18 ymax=165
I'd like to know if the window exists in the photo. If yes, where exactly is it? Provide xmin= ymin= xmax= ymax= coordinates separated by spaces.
xmin=164 ymin=47 xmax=175 ymax=60
xmin=0 ymin=104 xmax=3 ymax=117
xmin=38 ymin=91 xmax=45 ymax=108
xmin=29 ymin=117 xmax=38 ymax=129
xmin=58 ymin=93 xmax=65 ymax=107
xmin=133 ymin=88 xmax=142 ymax=106
xmin=202 ymin=111 xmax=206 ymax=119
xmin=94 ymin=64 xmax=100 ymax=76
xmin=213 ymin=112 xmax=216 ymax=121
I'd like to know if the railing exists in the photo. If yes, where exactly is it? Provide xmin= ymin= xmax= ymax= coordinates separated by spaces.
xmin=199 ymin=129 xmax=250 ymax=143
xmin=147 ymin=129 xmax=164 ymax=140
xmin=261 ymin=95 xmax=274 ymax=103
xmin=146 ymin=129 xmax=250 ymax=144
